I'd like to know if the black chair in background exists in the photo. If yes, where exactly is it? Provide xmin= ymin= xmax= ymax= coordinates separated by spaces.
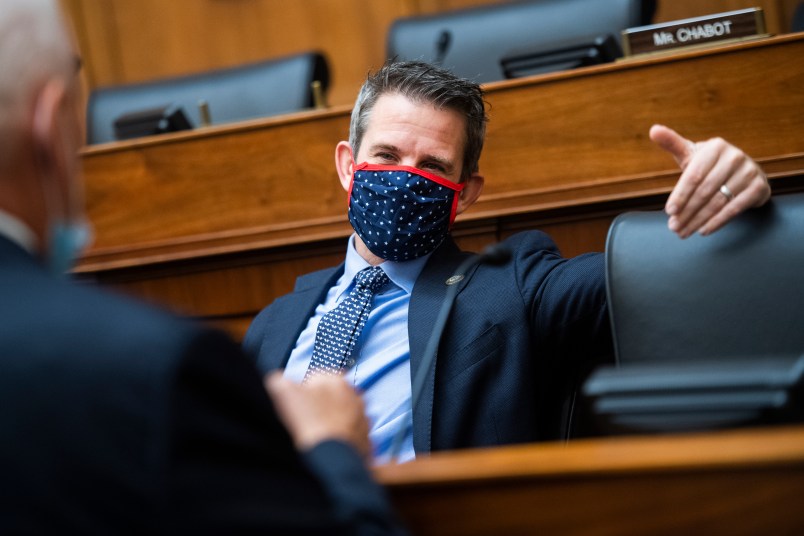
xmin=581 ymin=192 xmax=804 ymax=436
xmin=86 ymin=51 xmax=329 ymax=144
xmin=386 ymin=0 xmax=656 ymax=83
xmin=793 ymin=1 xmax=804 ymax=32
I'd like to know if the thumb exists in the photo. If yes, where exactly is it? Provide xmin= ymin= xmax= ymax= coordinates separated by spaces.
xmin=264 ymin=372 xmax=297 ymax=409
xmin=264 ymin=370 xmax=286 ymax=394
xmin=649 ymin=124 xmax=694 ymax=168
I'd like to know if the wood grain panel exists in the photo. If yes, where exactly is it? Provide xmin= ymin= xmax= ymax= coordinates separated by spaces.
xmin=376 ymin=425 xmax=804 ymax=535
xmin=81 ymin=109 xmax=350 ymax=255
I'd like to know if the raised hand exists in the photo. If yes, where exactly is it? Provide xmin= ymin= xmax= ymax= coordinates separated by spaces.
xmin=650 ymin=124 xmax=771 ymax=238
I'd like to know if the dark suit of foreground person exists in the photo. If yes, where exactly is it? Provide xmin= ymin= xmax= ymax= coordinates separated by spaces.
xmin=245 ymin=61 xmax=772 ymax=461
xmin=0 ymin=1 xmax=403 ymax=534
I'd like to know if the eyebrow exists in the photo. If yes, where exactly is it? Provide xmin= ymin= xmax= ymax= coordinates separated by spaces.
xmin=370 ymin=143 xmax=456 ymax=171
xmin=369 ymin=143 xmax=400 ymax=155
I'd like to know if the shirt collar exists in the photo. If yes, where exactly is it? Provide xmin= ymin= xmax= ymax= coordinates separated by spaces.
xmin=0 ymin=209 xmax=38 ymax=254
xmin=342 ymin=234 xmax=431 ymax=297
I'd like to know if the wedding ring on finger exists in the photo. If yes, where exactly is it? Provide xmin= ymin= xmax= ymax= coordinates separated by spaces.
xmin=719 ymin=183 xmax=735 ymax=202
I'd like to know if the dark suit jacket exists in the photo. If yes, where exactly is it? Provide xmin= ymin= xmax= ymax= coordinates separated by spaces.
xmin=244 ymin=231 xmax=612 ymax=454
xmin=0 ymin=237 xmax=401 ymax=535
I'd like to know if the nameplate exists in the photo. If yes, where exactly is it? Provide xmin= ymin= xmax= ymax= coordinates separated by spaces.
xmin=621 ymin=8 xmax=767 ymax=57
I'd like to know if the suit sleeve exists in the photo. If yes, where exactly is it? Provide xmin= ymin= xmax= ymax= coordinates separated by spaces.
xmin=514 ymin=232 xmax=613 ymax=367
xmin=302 ymin=441 xmax=408 ymax=536
xmin=162 ymin=328 xmax=406 ymax=535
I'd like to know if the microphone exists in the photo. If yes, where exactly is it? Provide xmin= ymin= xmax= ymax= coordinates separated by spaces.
xmin=389 ymin=243 xmax=511 ymax=461
xmin=434 ymin=29 xmax=452 ymax=66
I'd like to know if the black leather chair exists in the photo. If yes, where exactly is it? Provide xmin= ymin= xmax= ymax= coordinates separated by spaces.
xmin=606 ymin=193 xmax=804 ymax=365
xmin=86 ymin=51 xmax=329 ymax=144
xmin=386 ymin=0 xmax=655 ymax=83
xmin=580 ymin=193 xmax=804 ymax=435
xmin=793 ymin=1 xmax=804 ymax=32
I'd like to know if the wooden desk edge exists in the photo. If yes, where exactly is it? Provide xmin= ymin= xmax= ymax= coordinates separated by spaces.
xmin=375 ymin=425 xmax=804 ymax=487
xmin=79 ymin=104 xmax=354 ymax=156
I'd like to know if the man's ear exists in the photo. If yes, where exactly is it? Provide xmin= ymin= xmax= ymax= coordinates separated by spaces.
xmin=31 ymin=80 xmax=69 ymax=176
xmin=456 ymin=172 xmax=484 ymax=215
xmin=335 ymin=141 xmax=354 ymax=192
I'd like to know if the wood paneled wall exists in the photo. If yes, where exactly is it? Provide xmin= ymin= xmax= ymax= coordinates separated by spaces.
xmin=75 ymin=35 xmax=804 ymax=339
xmin=61 ymin=0 xmax=801 ymax=109
xmin=61 ymin=0 xmax=415 ymax=106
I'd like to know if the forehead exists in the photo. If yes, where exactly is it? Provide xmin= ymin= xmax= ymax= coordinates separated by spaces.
xmin=359 ymin=93 xmax=467 ymax=160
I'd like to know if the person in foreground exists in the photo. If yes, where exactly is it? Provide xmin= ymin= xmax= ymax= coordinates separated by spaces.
xmin=244 ymin=60 xmax=771 ymax=463
xmin=0 ymin=1 xmax=405 ymax=533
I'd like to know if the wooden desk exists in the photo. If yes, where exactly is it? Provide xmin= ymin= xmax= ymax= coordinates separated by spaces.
xmin=376 ymin=425 xmax=804 ymax=535
xmin=77 ymin=34 xmax=804 ymax=337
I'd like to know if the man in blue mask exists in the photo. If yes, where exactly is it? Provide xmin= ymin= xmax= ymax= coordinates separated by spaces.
xmin=244 ymin=61 xmax=771 ymax=463
xmin=0 ymin=1 xmax=406 ymax=533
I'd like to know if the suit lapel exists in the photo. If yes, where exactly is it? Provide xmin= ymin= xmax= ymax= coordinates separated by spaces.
xmin=258 ymin=264 xmax=344 ymax=371
xmin=408 ymin=236 xmax=472 ymax=453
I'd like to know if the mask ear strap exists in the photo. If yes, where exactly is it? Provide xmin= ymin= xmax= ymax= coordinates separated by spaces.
xmin=347 ymin=147 xmax=357 ymax=207
xmin=448 ymin=189 xmax=461 ymax=226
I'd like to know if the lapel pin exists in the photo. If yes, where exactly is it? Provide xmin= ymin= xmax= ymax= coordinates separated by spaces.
xmin=446 ymin=275 xmax=464 ymax=286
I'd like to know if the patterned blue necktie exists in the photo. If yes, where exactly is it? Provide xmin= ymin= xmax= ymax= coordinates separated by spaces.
xmin=304 ymin=266 xmax=390 ymax=382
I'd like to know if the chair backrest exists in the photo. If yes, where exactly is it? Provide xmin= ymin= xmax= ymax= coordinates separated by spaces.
xmin=386 ymin=0 xmax=655 ymax=83
xmin=605 ymin=192 xmax=804 ymax=365
xmin=86 ymin=51 xmax=329 ymax=144
xmin=793 ymin=1 xmax=804 ymax=32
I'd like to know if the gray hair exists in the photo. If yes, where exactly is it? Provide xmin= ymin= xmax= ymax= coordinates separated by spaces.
xmin=0 ymin=0 xmax=74 ymax=163
xmin=349 ymin=61 xmax=487 ymax=181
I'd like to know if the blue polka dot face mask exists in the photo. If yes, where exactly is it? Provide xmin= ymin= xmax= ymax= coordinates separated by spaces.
xmin=348 ymin=163 xmax=465 ymax=262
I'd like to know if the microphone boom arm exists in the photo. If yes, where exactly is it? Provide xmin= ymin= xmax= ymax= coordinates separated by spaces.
xmin=388 ymin=243 xmax=510 ymax=461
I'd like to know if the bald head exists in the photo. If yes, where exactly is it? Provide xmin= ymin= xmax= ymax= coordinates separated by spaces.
xmin=0 ymin=0 xmax=85 ymax=258
xmin=0 ymin=0 xmax=74 ymax=164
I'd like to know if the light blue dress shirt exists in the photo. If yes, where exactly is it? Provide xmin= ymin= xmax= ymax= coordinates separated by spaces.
xmin=284 ymin=235 xmax=429 ymax=463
